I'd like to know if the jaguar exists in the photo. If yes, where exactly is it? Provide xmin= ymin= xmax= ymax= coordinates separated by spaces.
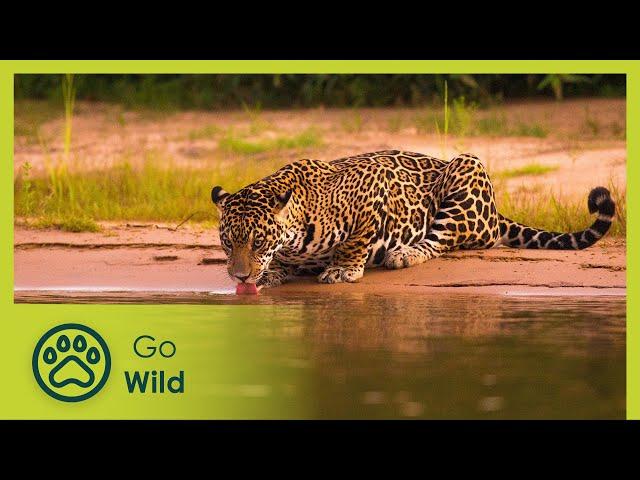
xmin=211 ymin=150 xmax=615 ymax=289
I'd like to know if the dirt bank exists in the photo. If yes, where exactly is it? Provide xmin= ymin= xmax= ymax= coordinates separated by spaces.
xmin=14 ymin=223 xmax=626 ymax=300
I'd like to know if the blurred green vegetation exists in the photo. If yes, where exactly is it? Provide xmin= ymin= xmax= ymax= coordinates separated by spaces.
xmin=15 ymin=74 xmax=625 ymax=110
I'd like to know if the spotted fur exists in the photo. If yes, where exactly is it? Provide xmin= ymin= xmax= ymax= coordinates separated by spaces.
xmin=211 ymin=150 xmax=615 ymax=287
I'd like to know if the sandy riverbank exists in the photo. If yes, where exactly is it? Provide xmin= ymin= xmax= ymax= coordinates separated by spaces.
xmin=14 ymin=223 xmax=625 ymax=301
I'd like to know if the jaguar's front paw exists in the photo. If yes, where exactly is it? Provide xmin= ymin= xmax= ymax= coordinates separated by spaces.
xmin=256 ymin=269 xmax=287 ymax=288
xmin=317 ymin=266 xmax=364 ymax=284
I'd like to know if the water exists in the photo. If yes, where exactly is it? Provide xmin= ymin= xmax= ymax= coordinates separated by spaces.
xmin=17 ymin=291 xmax=625 ymax=419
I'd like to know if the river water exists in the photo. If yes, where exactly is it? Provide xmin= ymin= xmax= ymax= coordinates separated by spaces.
xmin=16 ymin=290 xmax=625 ymax=419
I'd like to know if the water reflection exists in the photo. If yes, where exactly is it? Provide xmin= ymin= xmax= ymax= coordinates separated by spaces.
xmin=16 ymin=290 xmax=625 ymax=419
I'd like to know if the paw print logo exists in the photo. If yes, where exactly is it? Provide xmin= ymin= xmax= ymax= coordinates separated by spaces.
xmin=32 ymin=324 xmax=111 ymax=402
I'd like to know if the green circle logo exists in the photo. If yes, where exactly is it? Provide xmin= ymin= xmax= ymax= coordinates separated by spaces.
xmin=32 ymin=324 xmax=111 ymax=402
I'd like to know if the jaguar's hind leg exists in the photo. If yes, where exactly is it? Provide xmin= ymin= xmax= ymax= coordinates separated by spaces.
xmin=386 ymin=153 xmax=502 ymax=269
xmin=432 ymin=153 xmax=501 ymax=250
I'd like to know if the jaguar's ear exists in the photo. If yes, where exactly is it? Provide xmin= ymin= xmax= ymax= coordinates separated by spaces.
xmin=274 ymin=190 xmax=292 ymax=220
xmin=211 ymin=186 xmax=229 ymax=213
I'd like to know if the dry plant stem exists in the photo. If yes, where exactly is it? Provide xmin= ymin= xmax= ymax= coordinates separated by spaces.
xmin=156 ymin=210 xmax=209 ymax=232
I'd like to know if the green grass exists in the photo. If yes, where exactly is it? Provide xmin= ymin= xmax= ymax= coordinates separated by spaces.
xmin=387 ymin=114 xmax=404 ymax=133
xmin=33 ymin=215 xmax=101 ymax=232
xmin=14 ymin=155 xmax=289 ymax=227
xmin=495 ymin=163 xmax=558 ymax=179
xmin=14 ymin=100 xmax=61 ymax=142
xmin=610 ymin=121 xmax=625 ymax=139
xmin=512 ymin=122 xmax=548 ymax=138
xmin=497 ymin=181 xmax=626 ymax=237
xmin=582 ymin=107 xmax=601 ymax=136
xmin=241 ymin=102 xmax=273 ymax=135
xmin=61 ymin=74 xmax=76 ymax=158
xmin=473 ymin=116 xmax=548 ymax=138
xmin=476 ymin=114 xmax=508 ymax=136
xmin=413 ymin=112 xmax=437 ymax=134
xmin=187 ymin=124 xmax=222 ymax=141
xmin=341 ymin=111 xmax=364 ymax=133
xmin=414 ymin=102 xmax=548 ymax=138
xmin=449 ymin=96 xmax=476 ymax=137
xmin=218 ymin=128 xmax=322 ymax=155
xmin=580 ymin=107 xmax=626 ymax=140
xmin=20 ymin=162 xmax=35 ymax=216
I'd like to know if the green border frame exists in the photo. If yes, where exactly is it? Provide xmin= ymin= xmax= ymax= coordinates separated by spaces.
xmin=0 ymin=60 xmax=636 ymax=418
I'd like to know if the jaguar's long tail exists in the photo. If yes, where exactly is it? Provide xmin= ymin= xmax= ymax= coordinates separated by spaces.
xmin=498 ymin=187 xmax=615 ymax=250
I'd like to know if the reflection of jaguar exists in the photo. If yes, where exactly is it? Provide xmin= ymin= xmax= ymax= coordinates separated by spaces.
xmin=211 ymin=150 xmax=615 ymax=288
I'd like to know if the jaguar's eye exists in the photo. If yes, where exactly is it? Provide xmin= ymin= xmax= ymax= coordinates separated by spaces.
xmin=221 ymin=237 xmax=233 ymax=249
xmin=253 ymin=237 xmax=264 ymax=249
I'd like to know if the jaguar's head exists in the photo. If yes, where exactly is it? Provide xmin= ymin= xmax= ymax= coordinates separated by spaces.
xmin=211 ymin=184 xmax=292 ymax=285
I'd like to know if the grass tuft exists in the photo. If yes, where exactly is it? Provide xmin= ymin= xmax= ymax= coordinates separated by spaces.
xmin=187 ymin=124 xmax=221 ymax=141
xmin=512 ymin=122 xmax=548 ymax=138
xmin=415 ymin=102 xmax=548 ymax=138
xmin=218 ymin=128 xmax=322 ymax=155
xmin=610 ymin=121 xmax=625 ymax=139
xmin=387 ymin=114 xmax=404 ymax=133
xmin=495 ymin=163 xmax=558 ymax=178
xmin=34 ymin=215 xmax=100 ymax=233
xmin=20 ymin=162 xmax=35 ymax=216
xmin=582 ymin=107 xmax=601 ymax=136
xmin=14 ymin=100 xmax=61 ymax=143
xmin=61 ymin=74 xmax=76 ymax=158
xmin=476 ymin=114 xmax=508 ymax=136
xmin=341 ymin=111 xmax=364 ymax=133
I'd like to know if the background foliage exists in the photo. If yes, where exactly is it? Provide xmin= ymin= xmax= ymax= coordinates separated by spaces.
xmin=15 ymin=74 xmax=625 ymax=110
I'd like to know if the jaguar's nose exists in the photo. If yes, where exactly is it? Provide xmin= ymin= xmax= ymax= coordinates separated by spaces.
xmin=234 ymin=273 xmax=250 ymax=283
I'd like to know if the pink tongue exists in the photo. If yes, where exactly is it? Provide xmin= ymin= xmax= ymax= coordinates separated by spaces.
xmin=236 ymin=283 xmax=259 ymax=295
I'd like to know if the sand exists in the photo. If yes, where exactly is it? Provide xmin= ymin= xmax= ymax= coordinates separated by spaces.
xmin=14 ymin=223 xmax=626 ymax=299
